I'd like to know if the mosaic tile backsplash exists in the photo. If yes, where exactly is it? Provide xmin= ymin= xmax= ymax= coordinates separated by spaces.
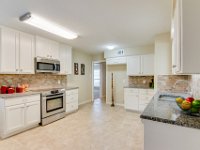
xmin=0 ymin=74 xmax=67 ymax=90
xmin=128 ymin=76 xmax=154 ymax=88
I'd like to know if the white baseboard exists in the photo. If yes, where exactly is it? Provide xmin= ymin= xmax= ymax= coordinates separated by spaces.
xmin=106 ymin=102 xmax=124 ymax=107
xmin=79 ymin=100 xmax=91 ymax=106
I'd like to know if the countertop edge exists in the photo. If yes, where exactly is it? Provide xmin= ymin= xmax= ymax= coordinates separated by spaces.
xmin=0 ymin=91 xmax=41 ymax=98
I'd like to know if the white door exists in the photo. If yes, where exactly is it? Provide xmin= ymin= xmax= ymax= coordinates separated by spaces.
xmin=19 ymin=32 xmax=35 ymax=74
xmin=5 ymin=104 xmax=25 ymax=134
xmin=25 ymin=101 xmax=40 ymax=127
xmin=142 ymin=54 xmax=154 ymax=75
xmin=127 ymin=56 xmax=141 ymax=75
xmin=36 ymin=36 xmax=49 ymax=58
xmin=0 ymin=27 xmax=18 ymax=73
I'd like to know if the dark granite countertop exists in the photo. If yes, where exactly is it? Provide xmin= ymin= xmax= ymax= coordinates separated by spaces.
xmin=140 ymin=92 xmax=200 ymax=129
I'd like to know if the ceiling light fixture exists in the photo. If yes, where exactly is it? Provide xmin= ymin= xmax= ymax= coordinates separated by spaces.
xmin=19 ymin=12 xmax=78 ymax=40
xmin=107 ymin=45 xmax=115 ymax=50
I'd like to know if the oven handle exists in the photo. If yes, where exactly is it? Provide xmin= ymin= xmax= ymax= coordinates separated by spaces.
xmin=45 ymin=94 xmax=64 ymax=99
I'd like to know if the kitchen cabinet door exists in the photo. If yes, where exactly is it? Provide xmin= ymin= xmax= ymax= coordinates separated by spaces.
xmin=36 ymin=36 xmax=49 ymax=58
xmin=0 ymin=27 xmax=18 ymax=73
xmin=5 ymin=104 xmax=25 ymax=134
xmin=124 ymin=89 xmax=139 ymax=111
xmin=141 ymin=54 xmax=154 ymax=75
xmin=106 ymin=57 xmax=127 ymax=65
xmin=49 ymin=40 xmax=59 ymax=60
xmin=127 ymin=56 xmax=141 ymax=75
xmin=66 ymin=47 xmax=72 ymax=74
xmin=19 ymin=32 xmax=35 ymax=74
xmin=25 ymin=101 xmax=40 ymax=127
xmin=66 ymin=89 xmax=79 ymax=113
xmin=59 ymin=44 xmax=72 ymax=75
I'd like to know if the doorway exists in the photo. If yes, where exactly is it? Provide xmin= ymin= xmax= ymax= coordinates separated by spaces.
xmin=92 ymin=61 xmax=106 ymax=101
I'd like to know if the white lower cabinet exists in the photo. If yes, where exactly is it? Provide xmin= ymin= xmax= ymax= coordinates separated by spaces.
xmin=0 ymin=94 xmax=40 ymax=139
xmin=5 ymin=104 xmax=25 ymax=134
xmin=25 ymin=101 xmax=40 ymax=127
xmin=66 ymin=89 xmax=79 ymax=114
xmin=124 ymin=88 xmax=154 ymax=112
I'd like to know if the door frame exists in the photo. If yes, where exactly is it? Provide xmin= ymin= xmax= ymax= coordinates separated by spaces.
xmin=92 ymin=60 xmax=106 ymax=101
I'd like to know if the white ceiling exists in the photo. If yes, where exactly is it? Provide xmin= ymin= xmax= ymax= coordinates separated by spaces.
xmin=0 ymin=0 xmax=171 ymax=54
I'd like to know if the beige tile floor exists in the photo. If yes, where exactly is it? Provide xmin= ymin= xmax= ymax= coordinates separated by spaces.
xmin=0 ymin=99 xmax=144 ymax=150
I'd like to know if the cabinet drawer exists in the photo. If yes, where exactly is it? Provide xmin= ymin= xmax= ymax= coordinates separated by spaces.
xmin=139 ymin=89 xmax=148 ymax=94
xmin=66 ymin=89 xmax=78 ymax=96
xmin=66 ymin=101 xmax=78 ymax=113
xmin=5 ymin=94 xmax=40 ymax=107
xmin=66 ymin=94 xmax=78 ymax=103
xmin=5 ymin=97 xmax=24 ymax=106
xmin=124 ymin=88 xmax=139 ymax=94
xmin=25 ymin=95 xmax=40 ymax=103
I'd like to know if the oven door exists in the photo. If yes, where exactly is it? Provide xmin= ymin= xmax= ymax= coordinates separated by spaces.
xmin=42 ymin=93 xmax=66 ymax=118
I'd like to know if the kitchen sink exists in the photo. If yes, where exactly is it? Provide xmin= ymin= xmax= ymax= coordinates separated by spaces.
xmin=158 ymin=94 xmax=180 ymax=102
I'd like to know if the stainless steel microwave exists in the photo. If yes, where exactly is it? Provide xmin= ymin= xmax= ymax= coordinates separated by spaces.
xmin=35 ymin=57 xmax=60 ymax=73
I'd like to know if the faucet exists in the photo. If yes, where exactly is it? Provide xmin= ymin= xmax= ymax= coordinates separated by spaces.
xmin=172 ymin=80 xmax=191 ymax=94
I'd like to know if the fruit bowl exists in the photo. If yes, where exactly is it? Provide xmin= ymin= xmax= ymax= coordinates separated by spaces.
xmin=176 ymin=97 xmax=200 ymax=116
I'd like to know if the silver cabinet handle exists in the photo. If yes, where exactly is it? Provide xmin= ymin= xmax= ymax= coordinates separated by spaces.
xmin=20 ymin=69 xmax=23 ymax=72
xmin=16 ymin=69 xmax=18 ymax=71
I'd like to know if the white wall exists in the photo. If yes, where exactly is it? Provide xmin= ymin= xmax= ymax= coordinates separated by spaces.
xmin=67 ymin=50 xmax=92 ymax=105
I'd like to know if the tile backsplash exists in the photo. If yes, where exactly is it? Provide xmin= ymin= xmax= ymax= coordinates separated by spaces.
xmin=157 ymin=75 xmax=190 ymax=92
xmin=128 ymin=76 xmax=154 ymax=88
xmin=0 ymin=74 xmax=67 ymax=90
xmin=189 ymin=75 xmax=200 ymax=99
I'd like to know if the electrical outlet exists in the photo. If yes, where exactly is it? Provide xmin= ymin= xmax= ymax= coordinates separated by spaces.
xmin=58 ymin=80 xmax=61 ymax=84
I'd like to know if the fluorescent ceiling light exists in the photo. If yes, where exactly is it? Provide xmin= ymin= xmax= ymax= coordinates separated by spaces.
xmin=19 ymin=12 xmax=78 ymax=40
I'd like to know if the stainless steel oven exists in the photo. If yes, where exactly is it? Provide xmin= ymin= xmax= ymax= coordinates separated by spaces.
xmin=35 ymin=57 xmax=60 ymax=73
xmin=41 ymin=88 xmax=66 ymax=125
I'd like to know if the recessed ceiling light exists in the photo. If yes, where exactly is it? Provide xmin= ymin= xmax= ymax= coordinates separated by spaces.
xmin=107 ymin=45 xmax=115 ymax=50
xmin=19 ymin=12 xmax=78 ymax=40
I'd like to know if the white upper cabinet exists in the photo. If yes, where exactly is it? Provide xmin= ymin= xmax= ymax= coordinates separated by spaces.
xmin=141 ymin=54 xmax=154 ymax=75
xmin=127 ymin=56 xmax=141 ymax=75
xmin=59 ymin=44 xmax=72 ymax=75
xmin=0 ymin=27 xmax=35 ymax=74
xmin=106 ymin=57 xmax=127 ymax=65
xmin=36 ymin=36 xmax=59 ymax=60
xmin=127 ymin=54 xmax=154 ymax=76
xmin=172 ymin=0 xmax=200 ymax=74
xmin=19 ymin=32 xmax=35 ymax=74
xmin=154 ymin=33 xmax=172 ymax=75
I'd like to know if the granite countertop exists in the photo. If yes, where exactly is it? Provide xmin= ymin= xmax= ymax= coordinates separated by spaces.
xmin=124 ymin=86 xmax=154 ymax=90
xmin=65 ymin=86 xmax=79 ymax=90
xmin=0 ymin=91 xmax=41 ymax=98
xmin=140 ymin=92 xmax=200 ymax=129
